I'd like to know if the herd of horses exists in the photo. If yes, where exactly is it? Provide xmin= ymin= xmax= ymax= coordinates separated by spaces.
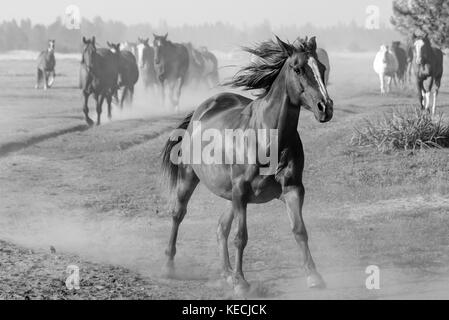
xmin=36 ymin=34 xmax=220 ymax=125
xmin=373 ymin=33 xmax=444 ymax=115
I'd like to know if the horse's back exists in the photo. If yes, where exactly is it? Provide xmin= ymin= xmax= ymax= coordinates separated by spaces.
xmin=192 ymin=92 xmax=252 ymax=124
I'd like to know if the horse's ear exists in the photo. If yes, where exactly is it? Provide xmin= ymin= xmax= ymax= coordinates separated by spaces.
xmin=164 ymin=33 xmax=168 ymax=40
xmin=275 ymin=35 xmax=293 ymax=56
xmin=82 ymin=36 xmax=87 ymax=44
xmin=92 ymin=36 xmax=96 ymax=45
xmin=107 ymin=41 xmax=111 ymax=47
xmin=307 ymin=36 xmax=317 ymax=52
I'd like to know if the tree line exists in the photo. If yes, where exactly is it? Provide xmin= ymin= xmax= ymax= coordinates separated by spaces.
xmin=0 ymin=16 xmax=402 ymax=53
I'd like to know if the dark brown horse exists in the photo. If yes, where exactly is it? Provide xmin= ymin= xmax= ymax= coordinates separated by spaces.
xmin=136 ymin=38 xmax=157 ymax=92
xmin=184 ymin=43 xmax=219 ymax=88
xmin=161 ymin=36 xmax=333 ymax=294
xmin=80 ymin=36 xmax=119 ymax=125
xmin=107 ymin=42 xmax=139 ymax=108
xmin=412 ymin=34 xmax=444 ymax=115
xmin=153 ymin=33 xmax=189 ymax=111
xmin=35 ymin=40 xmax=56 ymax=90
xmin=391 ymin=41 xmax=408 ymax=87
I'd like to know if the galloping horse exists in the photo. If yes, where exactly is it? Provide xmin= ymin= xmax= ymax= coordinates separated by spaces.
xmin=80 ymin=37 xmax=119 ymax=125
xmin=391 ymin=41 xmax=408 ymax=87
xmin=153 ymin=33 xmax=189 ymax=110
xmin=373 ymin=45 xmax=398 ymax=94
xmin=107 ymin=42 xmax=139 ymax=108
xmin=136 ymin=38 xmax=157 ymax=93
xmin=184 ymin=43 xmax=219 ymax=88
xmin=35 ymin=40 xmax=56 ymax=90
xmin=161 ymin=36 xmax=333 ymax=293
xmin=412 ymin=34 xmax=443 ymax=115
xmin=199 ymin=46 xmax=219 ymax=87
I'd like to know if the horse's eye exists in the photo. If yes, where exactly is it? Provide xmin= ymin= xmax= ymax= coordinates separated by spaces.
xmin=294 ymin=67 xmax=301 ymax=75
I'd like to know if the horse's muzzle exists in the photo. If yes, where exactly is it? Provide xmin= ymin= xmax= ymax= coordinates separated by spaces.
xmin=316 ymin=99 xmax=333 ymax=123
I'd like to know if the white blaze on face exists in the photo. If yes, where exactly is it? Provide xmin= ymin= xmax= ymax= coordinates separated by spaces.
xmin=307 ymin=56 xmax=329 ymax=103
xmin=414 ymin=39 xmax=424 ymax=63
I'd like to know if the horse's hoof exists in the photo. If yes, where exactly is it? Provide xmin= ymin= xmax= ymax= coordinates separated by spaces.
xmin=307 ymin=272 xmax=326 ymax=289
xmin=221 ymin=271 xmax=233 ymax=287
xmin=234 ymin=281 xmax=250 ymax=296
xmin=162 ymin=261 xmax=176 ymax=279
xmin=86 ymin=119 xmax=94 ymax=127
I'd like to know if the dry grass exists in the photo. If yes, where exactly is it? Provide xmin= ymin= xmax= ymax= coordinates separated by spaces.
xmin=351 ymin=107 xmax=449 ymax=152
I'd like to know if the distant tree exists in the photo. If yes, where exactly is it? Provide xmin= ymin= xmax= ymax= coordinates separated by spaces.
xmin=391 ymin=0 xmax=449 ymax=48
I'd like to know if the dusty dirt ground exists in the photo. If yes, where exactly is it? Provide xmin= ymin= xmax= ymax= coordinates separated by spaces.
xmin=1 ymin=52 xmax=449 ymax=299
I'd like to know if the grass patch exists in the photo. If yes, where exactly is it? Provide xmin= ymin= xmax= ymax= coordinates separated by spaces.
xmin=351 ymin=107 xmax=449 ymax=152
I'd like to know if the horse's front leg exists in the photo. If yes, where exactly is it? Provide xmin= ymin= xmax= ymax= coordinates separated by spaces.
xmin=96 ymin=93 xmax=105 ymax=126
xmin=231 ymin=182 xmax=250 ymax=294
xmin=282 ymin=184 xmax=325 ymax=289
xmin=416 ymin=79 xmax=424 ymax=110
xmin=379 ymin=73 xmax=385 ymax=95
xmin=43 ymin=71 xmax=48 ymax=90
xmin=106 ymin=94 xmax=113 ymax=120
xmin=83 ymin=91 xmax=94 ymax=126
xmin=217 ymin=208 xmax=234 ymax=284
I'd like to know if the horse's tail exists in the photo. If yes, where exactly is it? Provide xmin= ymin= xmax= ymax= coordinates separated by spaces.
xmin=161 ymin=111 xmax=194 ymax=189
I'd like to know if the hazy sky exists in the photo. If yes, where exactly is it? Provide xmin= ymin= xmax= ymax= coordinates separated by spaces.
xmin=0 ymin=0 xmax=394 ymax=27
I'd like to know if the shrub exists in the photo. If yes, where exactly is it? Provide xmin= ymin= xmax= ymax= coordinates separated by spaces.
xmin=351 ymin=107 xmax=449 ymax=152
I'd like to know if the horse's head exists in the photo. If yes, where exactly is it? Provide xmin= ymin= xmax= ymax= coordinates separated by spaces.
xmin=82 ymin=36 xmax=97 ymax=71
xmin=379 ymin=45 xmax=389 ymax=62
xmin=153 ymin=33 xmax=168 ymax=65
xmin=279 ymin=36 xmax=333 ymax=123
xmin=413 ymin=33 xmax=431 ymax=65
xmin=48 ymin=40 xmax=55 ymax=52
xmin=107 ymin=42 xmax=121 ymax=54
xmin=136 ymin=37 xmax=150 ymax=68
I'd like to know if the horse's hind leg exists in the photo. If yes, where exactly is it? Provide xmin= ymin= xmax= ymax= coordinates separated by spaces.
xmin=217 ymin=207 xmax=234 ymax=284
xmin=282 ymin=183 xmax=325 ymax=289
xmin=164 ymin=165 xmax=199 ymax=277
xmin=231 ymin=182 xmax=250 ymax=294
xmin=120 ymin=87 xmax=128 ymax=109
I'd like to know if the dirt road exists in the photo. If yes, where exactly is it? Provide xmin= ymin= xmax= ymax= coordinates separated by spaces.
xmin=1 ymin=53 xmax=449 ymax=299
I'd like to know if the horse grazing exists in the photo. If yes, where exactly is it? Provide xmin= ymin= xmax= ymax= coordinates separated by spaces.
xmin=136 ymin=37 xmax=157 ymax=93
xmin=35 ymin=40 xmax=56 ymax=90
xmin=107 ymin=42 xmax=139 ymax=108
xmin=80 ymin=37 xmax=119 ymax=126
xmin=153 ymin=33 xmax=189 ymax=110
xmin=412 ymin=34 xmax=444 ymax=115
xmin=373 ymin=45 xmax=398 ymax=94
xmin=160 ymin=36 xmax=333 ymax=293
xmin=391 ymin=41 xmax=408 ymax=87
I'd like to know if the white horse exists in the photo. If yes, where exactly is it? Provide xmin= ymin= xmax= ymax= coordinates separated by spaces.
xmin=373 ymin=45 xmax=398 ymax=94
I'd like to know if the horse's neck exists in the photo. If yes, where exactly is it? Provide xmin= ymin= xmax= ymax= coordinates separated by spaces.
xmin=250 ymin=66 xmax=299 ymax=141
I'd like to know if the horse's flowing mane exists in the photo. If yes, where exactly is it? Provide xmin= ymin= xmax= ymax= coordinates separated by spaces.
xmin=227 ymin=37 xmax=310 ymax=97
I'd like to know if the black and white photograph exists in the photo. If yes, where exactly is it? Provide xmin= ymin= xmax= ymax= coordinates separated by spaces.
xmin=0 ymin=0 xmax=449 ymax=304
